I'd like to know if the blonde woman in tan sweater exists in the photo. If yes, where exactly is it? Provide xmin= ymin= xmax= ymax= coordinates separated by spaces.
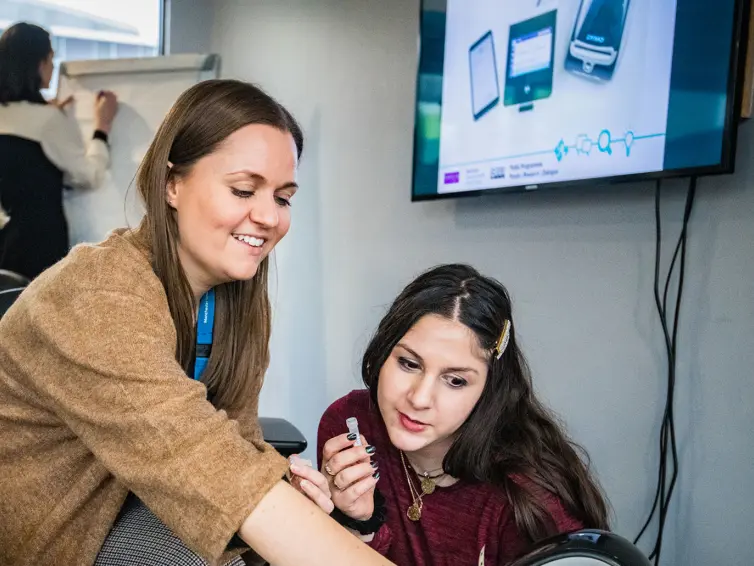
xmin=0 ymin=79 xmax=391 ymax=566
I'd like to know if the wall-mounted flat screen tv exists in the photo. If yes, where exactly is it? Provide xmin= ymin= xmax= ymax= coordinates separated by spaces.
xmin=412 ymin=0 xmax=748 ymax=200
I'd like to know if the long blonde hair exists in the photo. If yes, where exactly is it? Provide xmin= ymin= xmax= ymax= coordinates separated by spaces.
xmin=136 ymin=79 xmax=303 ymax=410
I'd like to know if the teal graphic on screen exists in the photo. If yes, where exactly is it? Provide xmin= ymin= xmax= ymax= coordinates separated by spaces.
xmin=469 ymin=31 xmax=500 ymax=120
xmin=504 ymin=10 xmax=557 ymax=107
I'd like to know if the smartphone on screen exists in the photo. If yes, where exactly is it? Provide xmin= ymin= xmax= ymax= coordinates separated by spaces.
xmin=565 ymin=0 xmax=631 ymax=81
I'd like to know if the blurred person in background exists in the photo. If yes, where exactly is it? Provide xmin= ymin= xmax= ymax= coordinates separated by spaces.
xmin=0 ymin=21 xmax=118 ymax=280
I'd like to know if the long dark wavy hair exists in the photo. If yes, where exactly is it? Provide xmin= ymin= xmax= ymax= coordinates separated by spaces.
xmin=362 ymin=264 xmax=610 ymax=542
xmin=0 ymin=22 xmax=50 ymax=105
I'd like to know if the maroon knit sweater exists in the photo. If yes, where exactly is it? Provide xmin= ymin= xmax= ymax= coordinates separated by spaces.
xmin=318 ymin=390 xmax=583 ymax=566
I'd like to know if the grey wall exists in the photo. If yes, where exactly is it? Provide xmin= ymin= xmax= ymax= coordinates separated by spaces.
xmin=164 ymin=0 xmax=214 ymax=55
xmin=205 ymin=0 xmax=754 ymax=563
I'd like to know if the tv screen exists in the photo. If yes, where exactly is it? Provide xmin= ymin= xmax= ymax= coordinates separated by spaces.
xmin=412 ymin=0 xmax=748 ymax=200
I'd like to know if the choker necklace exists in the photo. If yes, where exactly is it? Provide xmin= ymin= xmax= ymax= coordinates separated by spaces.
xmin=399 ymin=451 xmax=447 ymax=521
xmin=418 ymin=467 xmax=446 ymax=495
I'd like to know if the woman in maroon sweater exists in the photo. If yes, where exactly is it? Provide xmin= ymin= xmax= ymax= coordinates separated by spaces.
xmin=310 ymin=264 xmax=610 ymax=565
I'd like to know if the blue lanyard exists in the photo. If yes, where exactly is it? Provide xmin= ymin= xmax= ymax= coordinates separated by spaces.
xmin=194 ymin=288 xmax=215 ymax=380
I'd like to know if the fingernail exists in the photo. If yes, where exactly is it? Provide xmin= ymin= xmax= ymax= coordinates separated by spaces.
xmin=365 ymin=445 xmax=376 ymax=455
xmin=370 ymin=461 xmax=378 ymax=468
xmin=372 ymin=471 xmax=380 ymax=480
xmin=347 ymin=432 xmax=357 ymax=441
xmin=289 ymin=464 xmax=300 ymax=473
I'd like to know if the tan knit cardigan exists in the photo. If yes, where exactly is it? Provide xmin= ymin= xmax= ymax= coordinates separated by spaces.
xmin=0 ymin=226 xmax=288 ymax=566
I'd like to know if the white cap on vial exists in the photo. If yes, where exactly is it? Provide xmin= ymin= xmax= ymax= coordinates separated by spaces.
xmin=346 ymin=417 xmax=362 ymax=446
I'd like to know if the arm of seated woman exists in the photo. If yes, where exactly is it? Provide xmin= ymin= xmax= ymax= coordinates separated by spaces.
xmin=238 ymin=480 xmax=394 ymax=566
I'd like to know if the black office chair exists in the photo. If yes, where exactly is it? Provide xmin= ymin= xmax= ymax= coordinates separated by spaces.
xmin=0 ymin=287 xmax=24 ymax=319
xmin=0 ymin=269 xmax=28 ymax=319
xmin=259 ymin=417 xmax=308 ymax=457
xmin=0 ymin=269 xmax=29 ymax=291
xmin=509 ymin=529 xmax=650 ymax=566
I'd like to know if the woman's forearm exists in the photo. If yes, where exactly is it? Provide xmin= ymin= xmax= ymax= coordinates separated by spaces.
xmin=239 ymin=481 xmax=394 ymax=566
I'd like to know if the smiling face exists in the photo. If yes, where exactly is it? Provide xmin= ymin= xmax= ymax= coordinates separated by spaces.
xmin=166 ymin=123 xmax=298 ymax=298
xmin=376 ymin=314 xmax=489 ymax=460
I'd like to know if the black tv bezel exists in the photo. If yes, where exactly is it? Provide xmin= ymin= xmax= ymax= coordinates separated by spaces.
xmin=411 ymin=0 xmax=750 ymax=203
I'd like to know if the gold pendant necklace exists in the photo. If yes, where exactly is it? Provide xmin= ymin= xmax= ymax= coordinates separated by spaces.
xmin=419 ymin=466 xmax=446 ymax=495
xmin=400 ymin=451 xmax=424 ymax=521
xmin=420 ymin=474 xmax=436 ymax=495
xmin=421 ymin=471 xmax=448 ymax=494
xmin=407 ymin=501 xmax=422 ymax=521
xmin=400 ymin=452 xmax=447 ymax=520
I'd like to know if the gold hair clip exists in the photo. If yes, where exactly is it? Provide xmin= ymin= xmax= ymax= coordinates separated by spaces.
xmin=494 ymin=319 xmax=511 ymax=360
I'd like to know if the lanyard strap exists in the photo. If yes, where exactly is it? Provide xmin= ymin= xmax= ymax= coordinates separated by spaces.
xmin=194 ymin=288 xmax=215 ymax=380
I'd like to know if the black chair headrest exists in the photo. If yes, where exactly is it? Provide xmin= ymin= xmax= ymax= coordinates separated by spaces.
xmin=508 ymin=530 xmax=650 ymax=566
